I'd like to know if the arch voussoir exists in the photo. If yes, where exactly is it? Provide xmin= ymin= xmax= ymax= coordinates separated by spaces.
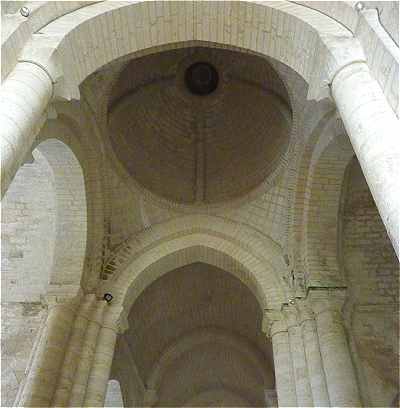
xmin=99 ymin=215 xmax=289 ymax=319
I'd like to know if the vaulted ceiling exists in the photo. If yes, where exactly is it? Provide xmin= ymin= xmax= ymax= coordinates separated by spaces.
xmin=118 ymin=263 xmax=274 ymax=406
xmin=107 ymin=47 xmax=292 ymax=205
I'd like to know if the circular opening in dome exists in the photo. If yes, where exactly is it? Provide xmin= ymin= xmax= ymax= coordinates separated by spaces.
xmin=107 ymin=48 xmax=293 ymax=207
xmin=185 ymin=62 xmax=219 ymax=95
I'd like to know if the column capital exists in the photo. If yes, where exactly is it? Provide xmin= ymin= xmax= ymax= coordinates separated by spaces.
xmin=102 ymin=305 xmax=129 ymax=334
xmin=18 ymin=43 xmax=80 ymax=101
xmin=307 ymin=288 xmax=347 ymax=316
xmin=263 ymin=310 xmax=287 ymax=338
xmin=75 ymin=294 xmax=97 ymax=320
xmin=307 ymin=36 xmax=366 ymax=101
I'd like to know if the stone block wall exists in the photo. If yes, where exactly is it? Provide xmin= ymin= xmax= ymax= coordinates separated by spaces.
xmin=0 ymin=148 xmax=58 ymax=406
xmin=1 ymin=149 xmax=56 ymax=302
xmin=1 ymin=303 xmax=45 ymax=407
xmin=342 ymin=158 xmax=399 ymax=407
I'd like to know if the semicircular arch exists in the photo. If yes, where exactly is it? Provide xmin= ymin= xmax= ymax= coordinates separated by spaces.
xmin=32 ymin=138 xmax=87 ymax=294
xmin=20 ymin=1 xmax=352 ymax=99
xmin=34 ymin=106 xmax=106 ymax=293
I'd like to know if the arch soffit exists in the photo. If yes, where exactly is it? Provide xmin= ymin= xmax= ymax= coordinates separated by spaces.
xmin=99 ymin=215 xmax=288 ymax=315
xmin=34 ymin=109 xmax=106 ymax=292
xmin=291 ymin=110 xmax=354 ymax=286
xmin=19 ymin=1 xmax=353 ymax=99
xmin=33 ymin=137 xmax=87 ymax=293
xmin=147 ymin=327 xmax=274 ymax=391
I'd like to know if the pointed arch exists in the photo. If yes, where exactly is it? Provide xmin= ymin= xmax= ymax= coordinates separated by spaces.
xmin=99 ymin=215 xmax=288 ymax=321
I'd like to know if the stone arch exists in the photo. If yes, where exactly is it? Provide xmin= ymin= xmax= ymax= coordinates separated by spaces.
xmin=0 ymin=135 xmax=88 ymax=405
xmin=1 ymin=135 xmax=87 ymax=299
xmin=147 ymin=327 xmax=274 ymax=392
xmin=291 ymin=110 xmax=355 ymax=287
xmin=99 ymin=215 xmax=288 ymax=320
xmin=33 ymin=138 xmax=87 ymax=294
xmin=20 ymin=1 xmax=352 ymax=99
xmin=35 ymin=104 xmax=106 ymax=292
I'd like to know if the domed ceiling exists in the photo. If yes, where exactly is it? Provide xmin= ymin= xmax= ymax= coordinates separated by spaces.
xmin=108 ymin=47 xmax=292 ymax=205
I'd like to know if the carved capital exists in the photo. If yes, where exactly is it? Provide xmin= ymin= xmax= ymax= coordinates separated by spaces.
xmin=102 ymin=305 xmax=128 ymax=334
xmin=263 ymin=310 xmax=287 ymax=338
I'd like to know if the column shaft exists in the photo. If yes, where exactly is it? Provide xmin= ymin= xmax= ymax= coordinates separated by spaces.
xmin=270 ymin=323 xmax=298 ymax=407
xmin=332 ymin=62 xmax=400 ymax=257
xmin=288 ymin=323 xmax=314 ymax=406
xmin=52 ymin=295 xmax=96 ymax=406
xmin=315 ymin=308 xmax=361 ymax=406
xmin=83 ymin=318 xmax=118 ymax=406
xmin=301 ymin=318 xmax=330 ymax=407
xmin=0 ymin=62 xmax=53 ymax=197
xmin=68 ymin=301 xmax=106 ymax=407
xmin=19 ymin=299 xmax=77 ymax=406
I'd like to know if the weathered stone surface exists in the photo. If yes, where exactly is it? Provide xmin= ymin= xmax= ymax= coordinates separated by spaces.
xmin=1 ymin=1 xmax=398 ymax=407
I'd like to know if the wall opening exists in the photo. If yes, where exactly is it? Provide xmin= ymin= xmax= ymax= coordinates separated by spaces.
xmin=111 ymin=262 xmax=275 ymax=407
xmin=1 ymin=138 xmax=87 ymax=406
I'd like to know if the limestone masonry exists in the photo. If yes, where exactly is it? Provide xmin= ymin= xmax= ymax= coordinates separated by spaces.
xmin=1 ymin=1 xmax=399 ymax=407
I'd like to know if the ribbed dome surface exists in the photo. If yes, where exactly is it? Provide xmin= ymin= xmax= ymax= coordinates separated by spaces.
xmin=108 ymin=47 xmax=291 ymax=204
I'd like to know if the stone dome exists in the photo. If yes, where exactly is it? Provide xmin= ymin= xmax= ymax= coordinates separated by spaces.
xmin=108 ymin=47 xmax=292 ymax=205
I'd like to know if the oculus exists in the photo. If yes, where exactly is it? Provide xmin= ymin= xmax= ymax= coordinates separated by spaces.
xmin=185 ymin=62 xmax=219 ymax=95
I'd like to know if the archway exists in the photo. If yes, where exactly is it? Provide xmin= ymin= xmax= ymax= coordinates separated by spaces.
xmin=290 ymin=109 xmax=354 ymax=287
xmin=35 ymin=139 xmax=87 ymax=292
xmin=1 ymin=137 xmax=87 ymax=297
xmin=99 ymin=215 xmax=288 ymax=316
xmin=18 ymin=1 xmax=352 ymax=100
xmin=98 ymin=215 xmax=286 ymax=406
xmin=111 ymin=263 xmax=275 ymax=407
xmin=1 ymin=137 xmax=87 ymax=406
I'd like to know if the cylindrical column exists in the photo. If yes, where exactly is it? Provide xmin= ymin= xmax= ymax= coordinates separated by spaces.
xmin=311 ymin=290 xmax=361 ymax=407
xmin=286 ymin=307 xmax=314 ymax=407
xmin=83 ymin=309 xmax=119 ymax=407
xmin=19 ymin=297 xmax=78 ymax=407
xmin=331 ymin=62 xmax=400 ymax=258
xmin=0 ymin=62 xmax=53 ymax=197
xmin=298 ymin=302 xmax=330 ymax=407
xmin=68 ymin=301 xmax=106 ymax=407
xmin=52 ymin=294 xmax=96 ymax=406
xmin=265 ymin=311 xmax=297 ymax=407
